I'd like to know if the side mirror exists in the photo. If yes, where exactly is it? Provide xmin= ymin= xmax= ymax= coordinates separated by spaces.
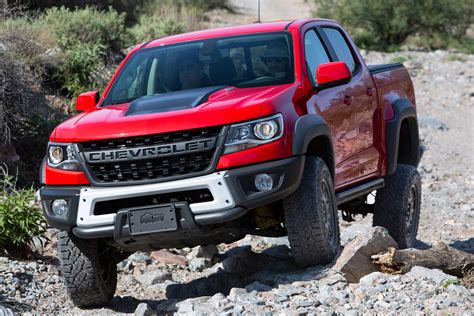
xmin=76 ymin=91 xmax=100 ymax=111
xmin=316 ymin=61 xmax=351 ymax=90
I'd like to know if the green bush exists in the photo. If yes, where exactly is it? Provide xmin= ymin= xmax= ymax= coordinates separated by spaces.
xmin=130 ymin=16 xmax=185 ymax=43
xmin=0 ymin=170 xmax=46 ymax=254
xmin=62 ymin=42 xmax=105 ymax=94
xmin=42 ymin=6 xmax=129 ymax=52
xmin=40 ymin=6 xmax=130 ymax=95
xmin=316 ymin=0 xmax=474 ymax=52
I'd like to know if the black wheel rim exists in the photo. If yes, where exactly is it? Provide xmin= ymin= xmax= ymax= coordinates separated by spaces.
xmin=405 ymin=184 xmax=418 ymax=246
xmin=321 ymin=178 xmax=336 ymax=247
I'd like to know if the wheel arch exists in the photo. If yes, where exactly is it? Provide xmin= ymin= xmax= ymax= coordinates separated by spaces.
xmin=292 ymin=114 xmax=335 ymax=179
xmin=386 ymin=99 xmax=421 ymax=175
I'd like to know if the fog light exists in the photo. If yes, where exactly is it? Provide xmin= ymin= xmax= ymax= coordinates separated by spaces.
xmin=52 ymin=199 xmax=69 ymax=217
xmin=255 ymin=173 xmax=273 ymax=192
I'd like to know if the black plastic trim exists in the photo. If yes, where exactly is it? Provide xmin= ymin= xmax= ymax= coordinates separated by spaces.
xmin=40 ymin=187 xmax=81 ymax=231
xmin=292 ymin=114 xmax=334 ymax=177
xmin=224 ymin=156 xmax=304 ymax=211
xmin=73 ymin=225 xmax=114 ymax=239
xmin=315 ymin=25 xmax=338 ymax=62
xmin=39 ymin=157 xmax=46 ymax=185
xmin=316 ymin=75 xmax=352 ymax=91
xmin=386 ymin=99 xmax=420 ymax=175
xmin=368 ymin=63 xmax=404 ymax=74
xmin=71 ymin=206 xmax=249 ymax=240
xmin=284 ymin=21 xmax=295 ymax=30
xmin=194 ymin=207 xmax=248 ymax=225
xmin=336 ymin=178 xmax=384 ymax=205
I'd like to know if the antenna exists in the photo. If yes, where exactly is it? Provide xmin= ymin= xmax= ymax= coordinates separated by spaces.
xmin=257 ymin=0 xmax=261 ymax=23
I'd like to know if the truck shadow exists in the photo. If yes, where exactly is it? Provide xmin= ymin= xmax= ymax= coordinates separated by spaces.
xmin=449 ymin=237 xmax=474 ymax=254
xmin=414 ymin=238 xmax=474 ymax=254
xmin=106 ymin=245 xmax=327 ymax=313
xmin=164 ymin=245 xmax=326 ymax=300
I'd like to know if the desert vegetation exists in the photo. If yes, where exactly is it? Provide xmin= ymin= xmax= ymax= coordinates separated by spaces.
xmin=315 ymin=0 xmax=474 ymax=52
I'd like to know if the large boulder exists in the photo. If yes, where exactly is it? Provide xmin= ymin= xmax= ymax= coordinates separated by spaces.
xmin=333 ymin=226 xmax=398 ymax=282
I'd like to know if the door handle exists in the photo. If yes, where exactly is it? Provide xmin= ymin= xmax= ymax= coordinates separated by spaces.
xmin=344 ymin=95 xmax=353 ymax=105
xmin=366 ymin=87 xmax=374 ymax=97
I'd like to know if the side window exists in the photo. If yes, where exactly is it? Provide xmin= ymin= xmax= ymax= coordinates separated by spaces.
xmin=322 ymin=27 xmax=356 ymax=73
xmin=304 ymin=30 xmax=330 ymax=84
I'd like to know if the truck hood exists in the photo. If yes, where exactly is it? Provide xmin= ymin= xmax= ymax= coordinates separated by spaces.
xmin=52 ymin=85 xmax=289 ymax=142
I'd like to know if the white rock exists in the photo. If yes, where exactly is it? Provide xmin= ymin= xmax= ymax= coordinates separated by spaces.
xmin=447 ymin=284 xmax=471 ymax=295
xmin=404 ymin=266 xmax=457 ymax=284
xmin=188 ymin=257 xmax=211 ymax=272
xmin=228 ymin=287 xmax=248 ymax=301
xmin=359 ymin=272 xmax=388 ymax=286
xmin=134 ymin=303 xmax=154 ymax=316
xmin=135 ymin=270 xmax=172 ymax=286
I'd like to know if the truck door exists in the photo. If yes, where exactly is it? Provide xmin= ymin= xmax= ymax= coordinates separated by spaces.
xmin=303 ymin=28 xmax=360 ymax=187
xmin=319 ymin=26 xmax=380 ymax=181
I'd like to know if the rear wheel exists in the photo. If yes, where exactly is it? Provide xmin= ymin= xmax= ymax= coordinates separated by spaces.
xmin=373 ymin=164 xmax=421 ymax=248
xmin=283 ymin=156 xmax=340 ymax=267
xmin=58 ymin=232 xmax=117 ymax=307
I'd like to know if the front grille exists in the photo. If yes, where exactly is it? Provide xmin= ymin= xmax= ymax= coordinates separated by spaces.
xmin=81 ymin=126 xmax=222 ymax=151
xmin=79 ymin=126 xmax=222 ymax=184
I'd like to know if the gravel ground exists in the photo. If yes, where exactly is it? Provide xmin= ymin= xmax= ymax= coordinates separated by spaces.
xmin=1 ymin=3 xmax=473 ymax=314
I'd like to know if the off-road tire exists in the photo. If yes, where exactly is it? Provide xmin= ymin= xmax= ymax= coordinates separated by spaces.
xmin=373 ymin=164 xmax=421 ymax=248
xmin=283 ymin=156 xmax=340 ymax=267
xmin=58 ymin=231 xmax=117 ymax=307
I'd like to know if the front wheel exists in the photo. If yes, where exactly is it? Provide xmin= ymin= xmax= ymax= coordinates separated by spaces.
xmin=373 ymin=164 xmax=421 ymax=248
xmin=283 ymin=156 xmax=340 ymax=267
xmin=58 ymin=232 xmax=117 ymax=307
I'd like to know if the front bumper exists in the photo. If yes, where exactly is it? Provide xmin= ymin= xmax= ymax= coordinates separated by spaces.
xmin=40 ymin=156 xmax=304 ymax=240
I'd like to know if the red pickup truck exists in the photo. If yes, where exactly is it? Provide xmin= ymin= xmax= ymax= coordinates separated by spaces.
xmin=40 ymin=19 xmax=422 ymax=307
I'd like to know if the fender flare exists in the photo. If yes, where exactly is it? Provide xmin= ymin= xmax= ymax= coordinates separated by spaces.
xmin=386 ymin=99 xmax=421 ymax=175
xmin=39 ymin=157 xmax=47 ymax=185
xmin=292 ymin=114 xmax=335 ymax=178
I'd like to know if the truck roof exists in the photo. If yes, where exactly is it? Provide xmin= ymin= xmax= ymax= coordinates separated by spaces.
xmin=144 ymin=19 xmax=317 ymax=48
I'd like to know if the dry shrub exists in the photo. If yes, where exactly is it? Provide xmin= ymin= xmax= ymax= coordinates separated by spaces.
xmin=0 ymin=4 xmax=64 ymax=186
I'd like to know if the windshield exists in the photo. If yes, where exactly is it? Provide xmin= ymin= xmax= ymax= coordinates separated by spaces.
xmin=105 ymin=32 xmax=294 ymax=106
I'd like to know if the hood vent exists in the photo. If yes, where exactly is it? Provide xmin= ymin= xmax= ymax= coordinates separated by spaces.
xmin=125 ymin=86 xmax=226 ymax=116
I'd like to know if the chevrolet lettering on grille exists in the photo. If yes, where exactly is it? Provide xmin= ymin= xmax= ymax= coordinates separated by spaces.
xmin=83 ymin=138 xmax=217 ymax=163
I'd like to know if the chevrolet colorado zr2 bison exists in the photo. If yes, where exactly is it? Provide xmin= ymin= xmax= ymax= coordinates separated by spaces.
xmin=40 ymin=19 xmax=423 ymax=307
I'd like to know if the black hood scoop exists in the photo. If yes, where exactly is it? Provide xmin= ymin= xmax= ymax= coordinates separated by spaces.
xmin=125 ymin=86 xmax=226 ymax=116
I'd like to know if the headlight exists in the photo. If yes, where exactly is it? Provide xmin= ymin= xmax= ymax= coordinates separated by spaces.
xmin=254 ymin=120 xmax=278 ymax=140
xmin=47 ymin=143 xmax=82 ymax=171
xmin=49 ymin=146 xmax=64 ymax=164
xmin=224 ymin=114 xmax=283 ymax=154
